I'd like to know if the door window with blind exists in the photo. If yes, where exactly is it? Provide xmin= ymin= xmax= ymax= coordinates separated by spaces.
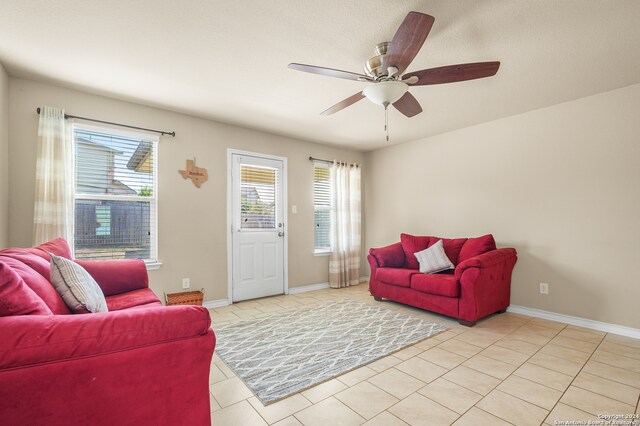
xmin=240 ymin=164 xmax=277 ymax=229
xmin=73 ymin=125 xmax=158 ymax=263
xmin=313 ymin=162 xmax=331 ymax=253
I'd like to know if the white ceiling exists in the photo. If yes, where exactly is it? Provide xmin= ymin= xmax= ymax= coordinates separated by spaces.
xmin=1 ymin=1 xmax=639 ymax=151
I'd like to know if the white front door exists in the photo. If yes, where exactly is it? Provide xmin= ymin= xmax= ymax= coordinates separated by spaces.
xmin=230 ymin=152 xmax=286 ymax=302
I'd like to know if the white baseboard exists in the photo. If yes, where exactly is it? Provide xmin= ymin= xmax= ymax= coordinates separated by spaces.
xmin=208 ymin=276 xmax=370 ymax=304
xmin=508 ymin=305 xmax=640 ymax=339
xmin=289 ymin=282 xmax=330 ymax=294
xmin=202 ymin=299 xmax=230 ymax=309
xmin=289 ymin=276 xmax=370 ymax=295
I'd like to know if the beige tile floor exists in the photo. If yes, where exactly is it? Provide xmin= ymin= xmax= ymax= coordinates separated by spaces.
xmin=208 ymin=284 xmax=640 ymax=425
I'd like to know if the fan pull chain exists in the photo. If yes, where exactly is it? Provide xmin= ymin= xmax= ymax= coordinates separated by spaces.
xmin=384 ymin=105 xmax=389 ymax=142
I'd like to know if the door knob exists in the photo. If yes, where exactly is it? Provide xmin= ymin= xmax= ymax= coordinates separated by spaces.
xmin=278 ymin=231 xmax=285 ymax=237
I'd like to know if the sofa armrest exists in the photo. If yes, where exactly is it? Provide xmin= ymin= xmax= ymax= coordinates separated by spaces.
xmin=367 ymin=254 xmax=380 ymax=296
xmin=0 ymin=305 xmax=213 ymax=370
xmin=368 ymin=253 xmax=379 ymax=269
xmin=76 ymin=259 xmax=149 ymax=296
xmin=454 ymin=248 xmax=518 ymax=322
xmin=369 ymin=242 xmax=405 ymax=268
xmin=455 ymin=248 xmax=517 ymax=280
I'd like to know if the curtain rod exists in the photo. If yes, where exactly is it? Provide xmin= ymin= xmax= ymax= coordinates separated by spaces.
xmin=36 ymin=107 xmax=176 ymax=137
xmin=309 ymin=156 xmax=359 ymax=167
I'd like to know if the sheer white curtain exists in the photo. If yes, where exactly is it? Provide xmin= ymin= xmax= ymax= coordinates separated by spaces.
xmin=329 ymin=161 xmax=361 ymax=288
xmin=33 ymin=106 xmax=74 ymax=245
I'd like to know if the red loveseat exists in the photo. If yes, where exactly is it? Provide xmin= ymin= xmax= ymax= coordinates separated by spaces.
xmin=0 ymin=238 xmax=216 ymax=425
xmin=368 ymin=234 xmax=517 ymax=326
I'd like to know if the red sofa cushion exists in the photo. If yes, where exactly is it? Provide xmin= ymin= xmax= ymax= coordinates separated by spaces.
xmin=369 ymin=242 xmax=405 ymax=268
xmin=106 ymin=288 xmax=162 ymax=311
xmin=440 ymin=238 xmax=468 ymax=265
xmin=458 ymin=234 xmax=497 ymax=263
xmin=0 ymin=262 xmax=53 ymax=316
xmin=28 ymin=238 xmax=73 ymax=261
xmin=376 ymin=267 xmax=419 ymax=288
xmin=400 ymin=234 xmax=432 ymax=269
xmin=410 ymin=272 xmax=460 ymax=298
xmin=0 ymin=250 xmax=51 ymax=278
xmin=400 ymin=234 xmax=468 ymax=268
xmin=0 ymin=255 xmax=71 ymax=315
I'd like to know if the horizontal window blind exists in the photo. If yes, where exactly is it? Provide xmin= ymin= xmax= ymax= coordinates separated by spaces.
xmin=74 ymin=126 xmax=158 ymax=262
xmin=314 ymin=163 xmax=331 ymax=251
xmin=240 ymin=164 xmax=277 ymax=229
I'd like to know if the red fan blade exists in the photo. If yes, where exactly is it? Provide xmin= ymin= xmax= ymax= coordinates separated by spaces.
xmin=393 ymin=92 xmax=423 ymax=117
xmin=321 ymin=92 xmax=365 ymax=115
xmin=384 ymin=12 xmax=435 ymax=74
xmin=288 ymin=63 xmax=372 ymax=81
xmin=404 ymin=62 xmax=500 ymax=85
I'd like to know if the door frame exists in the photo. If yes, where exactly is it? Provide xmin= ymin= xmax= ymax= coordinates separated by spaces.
xmin=226 ymin=148 xmax=289 ymax=303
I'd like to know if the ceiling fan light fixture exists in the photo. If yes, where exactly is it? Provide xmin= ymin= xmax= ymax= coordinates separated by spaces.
xmin=363 ymin=81 xmax=408 ymax=107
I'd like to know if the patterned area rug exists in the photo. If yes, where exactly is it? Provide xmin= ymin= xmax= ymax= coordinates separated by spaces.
xmin=214 ymin=299 xmax=447 ymax=405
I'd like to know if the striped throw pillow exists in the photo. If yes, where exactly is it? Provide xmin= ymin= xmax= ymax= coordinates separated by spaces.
xmin=50 ymin=254 xmax=108 ymax=313
xmin=414 ymin=239 xmax=455 ymax=274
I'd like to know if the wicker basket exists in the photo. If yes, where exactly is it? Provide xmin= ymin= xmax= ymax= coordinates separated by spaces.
xmin=165 ymin=289 xmax=204 ymax=306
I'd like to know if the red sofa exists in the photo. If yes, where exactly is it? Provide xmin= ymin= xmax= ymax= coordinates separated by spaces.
xmin=368 ymin=234 xmax=517 ymax=326
xmin=0 ymin=238 xmax=216 ymax=425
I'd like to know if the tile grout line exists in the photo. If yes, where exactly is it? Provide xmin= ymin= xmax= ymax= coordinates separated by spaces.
xmin=473 ymin=406 xmax=518 ymax=425
xmin=246 ymin=398 xmax=271 ymax=425
xmin=383 ymin=411 xmax=409 ymax=425
xmin=527 ymin=350 xmax=584 ymax=374
xmin=367 ymin=375 xmax=468 ymax=425
xmin=423 ymin=317 xmax=545 ymax=426
xmin=602 ymin=338 xmax=640 ymax=351
xmin=414 ymin=378 xmax=502 ymax=423
xmin=503 ymin=373 xmax=568 ymax=403
xmin=361 ymin=342 xmax=479 ymax=424
xmin=597 ymin=345 xmax=640 ymax=363
xmin=542 ymin=330 xmax=608 ymax=420
xmin=445 ymin=318 xmax=611 ymax=423
xmin=454 ymin=321 xmax=567 ymax=423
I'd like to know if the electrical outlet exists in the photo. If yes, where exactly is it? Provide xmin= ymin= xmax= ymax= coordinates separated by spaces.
xmin=539 ymin=282 xmax=549 ymax=294
xmin=182 ymin=278 xmax=190 ymax=289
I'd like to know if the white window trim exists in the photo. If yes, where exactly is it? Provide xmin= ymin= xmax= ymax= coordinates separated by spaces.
xmin=72 ymin=123 xmax=160 ymax=266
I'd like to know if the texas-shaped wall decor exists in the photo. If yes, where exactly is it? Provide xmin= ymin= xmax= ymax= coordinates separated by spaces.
xmin=178 ymin=158 xmax=208 ymax=188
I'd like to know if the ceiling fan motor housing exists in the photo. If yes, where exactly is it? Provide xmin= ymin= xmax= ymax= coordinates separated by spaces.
xmin=364 ymin=42 xmax=392 ymax=78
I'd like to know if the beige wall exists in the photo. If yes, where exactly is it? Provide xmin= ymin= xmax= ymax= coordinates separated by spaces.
xmin=7 ymin=78 xmax=365 ymax=301
xmin=365 ymin=83 xmax=640 ymax=329
xmin=0 ymin=63 xmax=8 ymax=248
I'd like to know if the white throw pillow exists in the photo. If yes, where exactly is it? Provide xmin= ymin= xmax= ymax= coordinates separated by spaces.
xmin=50 ymin=254 xmax=108 ymax=313
xmin=414 ymin=239 xmax=455 ymax=274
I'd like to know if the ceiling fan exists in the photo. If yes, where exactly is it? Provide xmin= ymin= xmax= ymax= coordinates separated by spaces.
xmin=288 ymin=11 xmax=500 ymax=132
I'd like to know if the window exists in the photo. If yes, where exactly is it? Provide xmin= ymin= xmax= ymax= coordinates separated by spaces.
xmin=73 ymin=125 xmax=158 ymax=264
xmin=313 ymin=163 xmax=331 ymax=253
xmin=240 ymin=164 xmax=277 ymax=229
